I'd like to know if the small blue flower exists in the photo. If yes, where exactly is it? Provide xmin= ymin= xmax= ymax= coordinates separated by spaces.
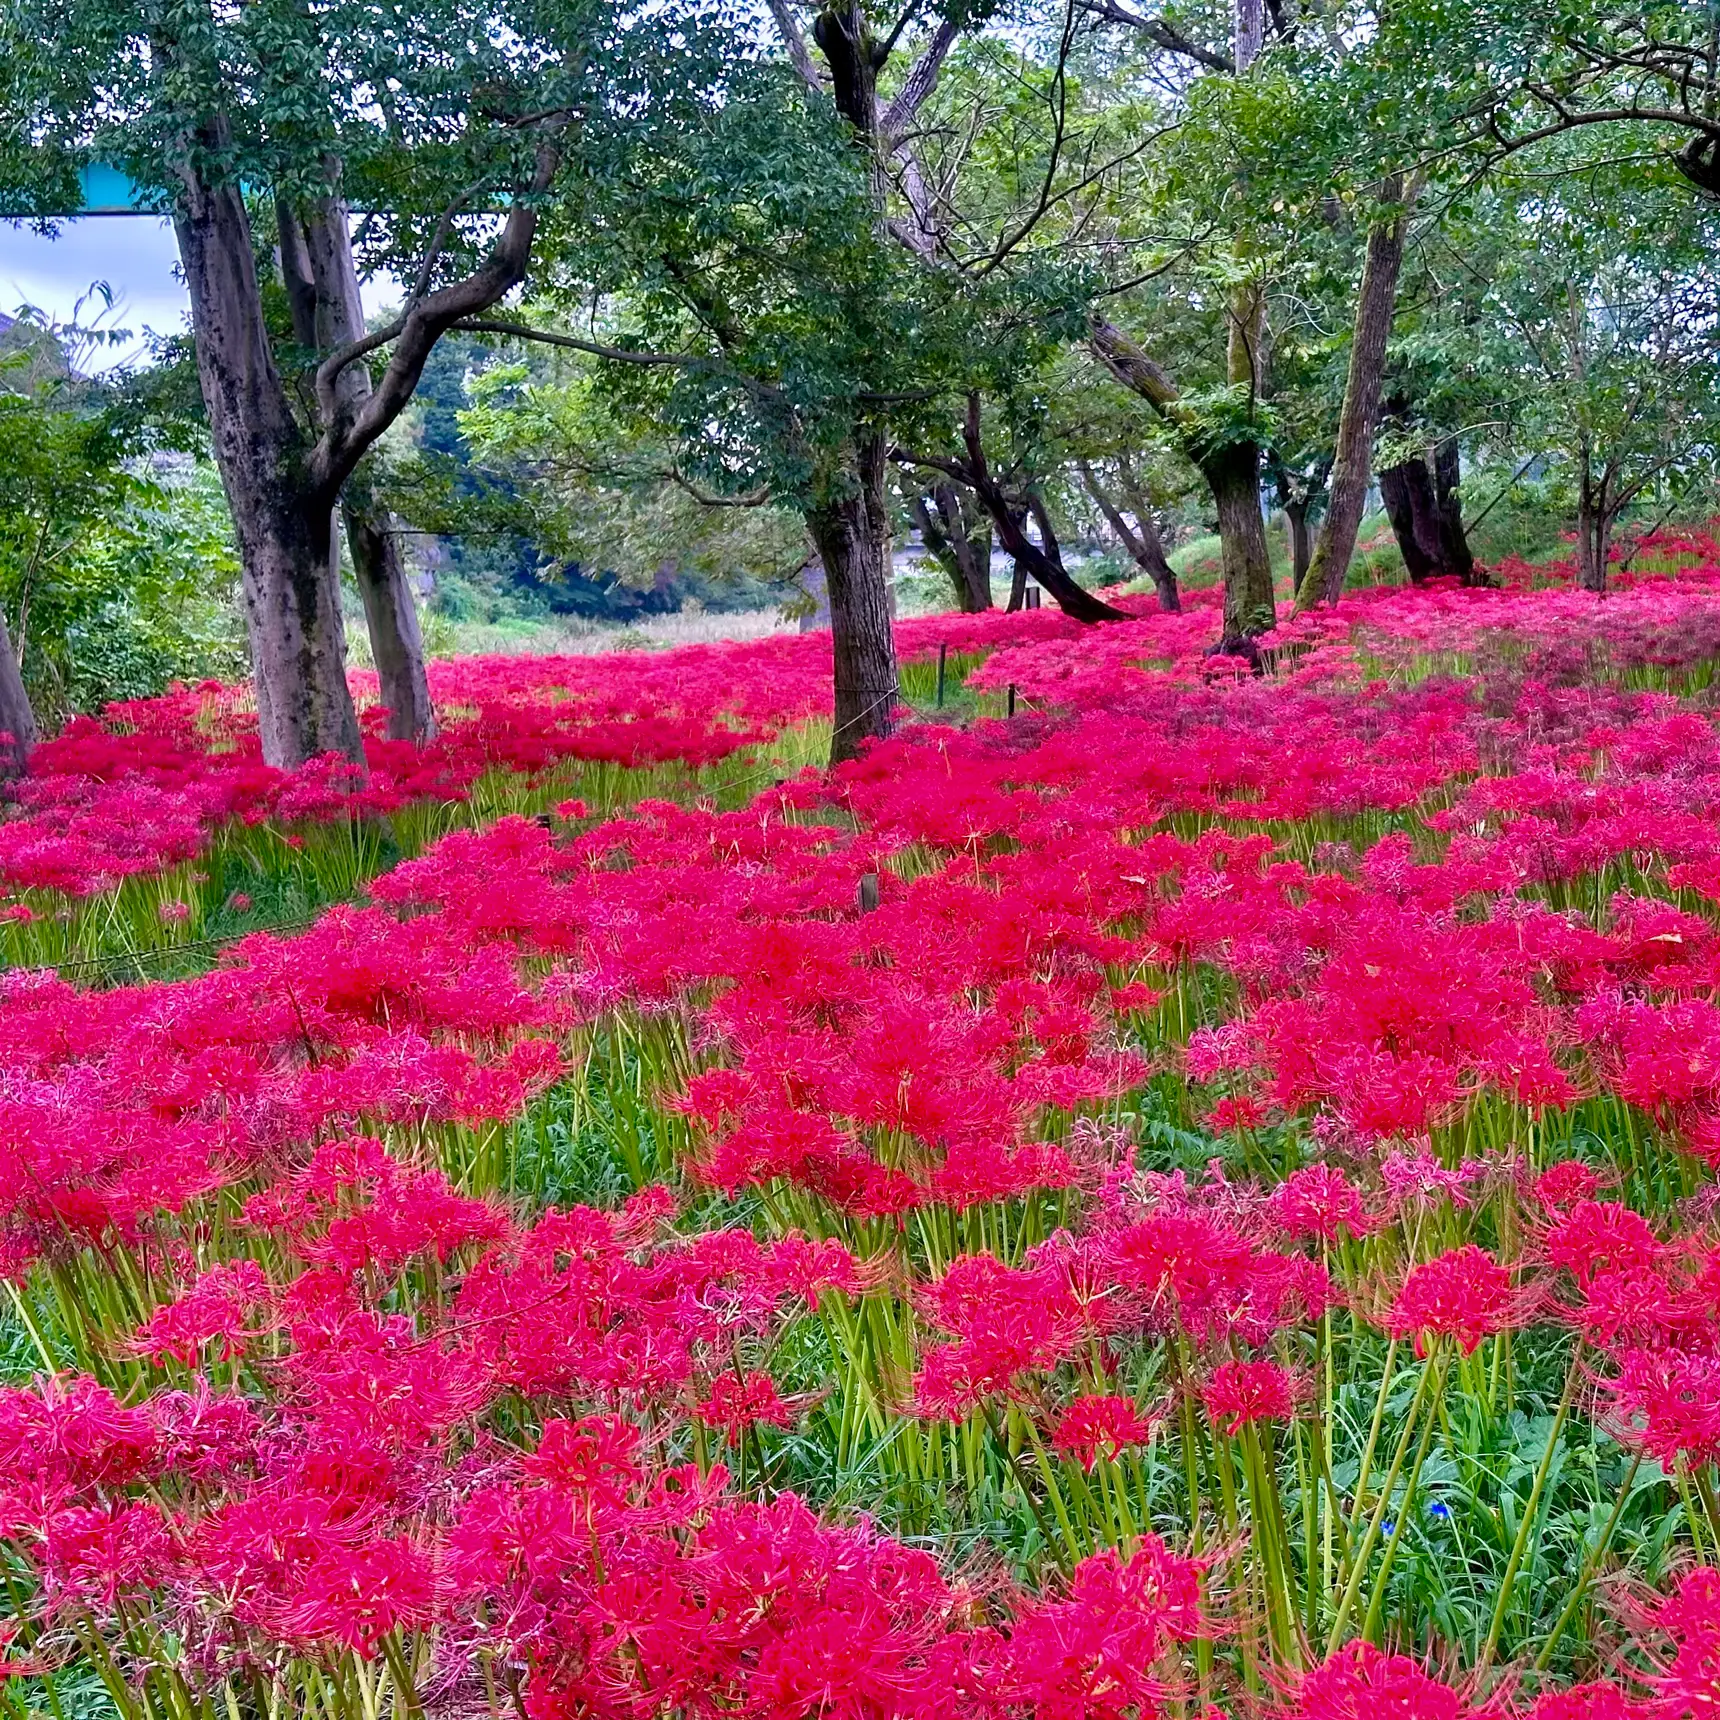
xmin=1381 ymin=1520 xmax=1396 ymax=1537
xmin=1429 ymin=1501 xmax=1451 ymax=1520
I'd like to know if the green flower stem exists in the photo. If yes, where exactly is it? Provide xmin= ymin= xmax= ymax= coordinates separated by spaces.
xmin=1476 ymin=1342 xmax=1583 ymax=1676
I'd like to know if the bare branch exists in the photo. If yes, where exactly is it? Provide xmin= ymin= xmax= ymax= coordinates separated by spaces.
xmin=666 ymin=469 xmax=774 ymax=507
xmin=1072 ymin=0 xmax=1234 ymax=72
xmin=452 ymin=318 xmax=703 ymax=366
xmin=880 ymin=14 xmax=963 ymax=146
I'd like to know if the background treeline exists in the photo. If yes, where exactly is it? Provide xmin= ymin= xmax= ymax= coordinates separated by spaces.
xmin=0 ymin=0 xmax=1716 ymax=760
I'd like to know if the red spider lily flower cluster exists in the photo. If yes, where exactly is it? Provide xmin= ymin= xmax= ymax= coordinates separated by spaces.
xmin=17 ymin=550 xmax=1720 ymax=1714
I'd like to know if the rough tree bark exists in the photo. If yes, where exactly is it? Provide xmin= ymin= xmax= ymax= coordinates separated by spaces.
xmin=791 ymin=1 xmax=903 ymax=763
xmin=0 ymin=608 xmax=36 ymax=776
xmin=169 ymin=105 xmax=556 ymax=769
xmin=1299 ymin=174 xmax=1414 ymax=606
xmin=1378 ymin=455 xmax=1446 ymax=584
xmin=1432 ymin=435 xmax=1478 ymax=584
xmin=1077 ymin=458 xmax=1180 ymax=611
xmin=909 ymin=483 xmax=993 ymax=611
xmin=176 ymin=148 xmax=362 ymax=769
xmin=1209 ymin=443 xmax=1275 ymax=651
xmin=1090 ymin=315 xmax=1272 ymax=652
xmin=805 ymin=432 xmax=899 ymax=762
xmin=279 ymin=194 xmax=438 ymax=743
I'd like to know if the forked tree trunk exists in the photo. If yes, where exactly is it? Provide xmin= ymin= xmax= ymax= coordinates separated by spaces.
xmin=175 ymin=136 xmax=359 ymax=769
xmin=806 ymin=433 xmax=899 ymax=765
xmin=1300 ymin=177 xmax=1414 ymax=606
xmin=1379 ymin=456 xmax=1446 ymax=585
xmin=280 ymin=194 xmax=438 ymax=743
xmin=176 ymin=163 xmax=364 ymax=769
xmin=0 ymin=608 xmax=36 ymax=776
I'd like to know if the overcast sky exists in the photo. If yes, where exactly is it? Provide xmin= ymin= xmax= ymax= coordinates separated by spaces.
xmin=2 ymin=216 xmax=403 ymax=374
xmin=1 ymin=217 xmax=190 ymax=370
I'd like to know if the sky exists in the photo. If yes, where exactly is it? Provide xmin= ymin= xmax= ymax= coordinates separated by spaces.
xmin=1 ymin=216 xmax=403 ymax=374
xmin=1 ymin=216 xmax=190 ymax=371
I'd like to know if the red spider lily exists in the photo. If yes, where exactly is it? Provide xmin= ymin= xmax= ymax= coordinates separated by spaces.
xmin=523 ymin=1415 xmax=644 ymax=1505
xmin=1636 ymin=1564 xmax=1720 ymax=1716
xmin=1279 ymin=1642 xmax=1510 ymax=1718
xmin=1052 ymin=1394 xmax=1157 ymax=1470
xmin=999 ymin=1537 xmax=1209 ymax=1720
xmin=275 ymin=1534 xmax=438 ymax=1656
xmin=1606 ymin=1348 xmax=1720 ymax=1466
xmin=1201 ymin=1359 xmax=1299 ymax=1436
xmin=1268 ymin=1164 xmax=1380 ymax=1244
xmin=1542 ymin=1200 xmax=1669 ymax=1290
xmin=38 ymin=1499 xmax=176 ymax=1613
xmin=1534 ymin=1160 xmax=1603 ymax=1209
xmin=135 ymin=1259 xmax=273 ymax=1364
xmin=696 ymin=1372 xmax=797 ymax=1444
xmin=1385 ymin=1246 xmax=1527 ymax=1357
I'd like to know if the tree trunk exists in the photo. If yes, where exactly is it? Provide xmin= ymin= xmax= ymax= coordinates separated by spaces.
xmin=940 ymin=484 xmax=994 ymax=611
xmin=909 ymin=484 xmax=992 ymax=612
xmin=1078 ymin=459 xmax=1180 ymax=611
xmin=1576 ymin=459 xmax=1610 ymax=593
xmin=1007 ymin=549 xmax=1029 ymax=611
xmin=953 ymin=394 xmax=1127 ymax=623
xmin=1300 ymin=178 xmax=1413 ymax=606
xmin=806 ymin=433 xmax=899 ymax=765
xmin=1089 ymin=315 xmax=1268 ymax=641
xmin=175 ymin=153 xmax=363 ymax=770
xmin=0 ymin=607 xmax=36 ymax=777
xmin=801 ymin=3 xmax=909 ymax=762
xmin=343 ymin=502 xmax=437 ymax=741
xmin=1432 ymin=435 xmax=1479 ymax=585
xmin=1207 ymin=443 xmax=1275 ymax=654
xmin=1378 ymin=456 xmax=1445 ymax=585
xmin=974 ymin=486 xmax=1125 ymax=621
xmin=1114 ymin=452 xmax=1181 ymax=613
xmin=1285 ymin=499 xmax=1314 ymax=592
xmin=281 ymin=194 xmax=438 ymax=743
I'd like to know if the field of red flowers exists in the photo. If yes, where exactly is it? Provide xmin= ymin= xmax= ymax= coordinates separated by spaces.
xmin=12 ymin=540 xmax=1720 ymax=1718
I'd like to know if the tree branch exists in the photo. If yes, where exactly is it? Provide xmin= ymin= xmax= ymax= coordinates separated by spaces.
xmin=666 ymin=469 xmax=774 ymax=507
xmin=306 ymin=139 xmax=562 ymax=506
xmin=1071 ymin=0 xmax=1234 ymax=72
xmin=879 ymin=14 xmax=963 ymax=145
xmin=453 ymin=317 xmax=703 ymax=366
xmin=765 ymin=0 xmax=826 ymax=92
